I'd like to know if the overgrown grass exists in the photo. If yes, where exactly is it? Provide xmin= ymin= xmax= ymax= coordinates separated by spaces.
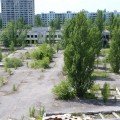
xmin=30 ymin=57 xmax=50 ymax=69
xmin=31 ymin=43 xmax=55 ymax=61
xmin=53 ymin=80 xmax=76 ymax=100
xmin=0 ymin=77 xmax=7 ymax=87
xmin=30 ymin=44 xmax=54 ymax=69
xmin=92 ymin=70 xmax=108 ymax=79
xmin=100 ymin=48 xmax=110 ymax=56
xmin=4 ymin=58 xmax=22 ymax=68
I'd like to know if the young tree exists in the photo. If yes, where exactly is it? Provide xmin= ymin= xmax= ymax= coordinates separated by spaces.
xmin=109 ymin=27 xmax=120 ymax=73
xmin=0 ymin=18 xmax=28 ymax=47
xmin=64 ymin=12 xmax=101 ymax=97
xmin=102 ymin=83 xmax=110 ymax=103
xmin=95 ymin=10 xmax=104 ymax=33
xmin=0 ymin=48 xmax=2 ymax=62
xmin=35 ymin=15 xmax=42 ymax=27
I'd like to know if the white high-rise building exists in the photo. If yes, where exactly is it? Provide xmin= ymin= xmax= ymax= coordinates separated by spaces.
xmin=1 ymin=0 xmax=35 ymax=27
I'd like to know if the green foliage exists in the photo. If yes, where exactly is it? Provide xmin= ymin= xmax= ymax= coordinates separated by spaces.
xmin=95 ymin=10 xmax=104 ymax=33
xmin=31 ymin=44 xmax=54 ymax=61
xmin=63 ymin=12 xmax=101 ymax=97
xmin=90 ymin=84 xmax=100 ymax=94
xmin=53 ymin=80 xmax=76 ymax=100
xmin=29 ymin=106 xmax=35 ymax=118
xmin=92 ymin=70 xmax=108 ymax=79
xmin=100 ymin=48 xmax=110 ymax=56
xmin=0 ymin=19 xmax=27 ymax=47
xmin=101 ymin=83 xmax=110 ymax=103
xmin=12 ymin=84 xmax=17 ymax=91
xmin=9 ymin=41 xmax=15 ymax=52
xmin=109 ymin=27 xmax=120 ymax=73
xmin=0 ymin=48 xmax=2 ymax=62
xmin=0 ymin=77 xmax=7 ymax=87
xmin=30 ymin=57 xmax=50 ymax=69
xmin=49 ymin=18 xmax=61 ymax=30
xmin=30 ymin=44 xmax=54 ymax=69
xmin=4 ymin=58 xmax=22 ymax=68
xmin=35 ymin=15 xmax=42 ymax=27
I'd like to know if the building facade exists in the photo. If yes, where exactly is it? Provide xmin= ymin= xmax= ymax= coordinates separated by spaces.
xmin=39 ymin=11 xmax=76 ymax=26
xmin=26 ymin=27 xmax=62 ymax=44
xmin=39 ymin=10 xmax=120 ymax=26
xmin=1 ymin=0 xmax=34 ymax=27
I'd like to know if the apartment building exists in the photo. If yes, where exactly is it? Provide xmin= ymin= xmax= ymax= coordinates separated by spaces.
xmin=39 ymin=10 xmax=120 ymax=26
xmin=39 ymin=11 xmax=76 ymax=26
xmin=1 ymin=0 xmax=34 ymax=27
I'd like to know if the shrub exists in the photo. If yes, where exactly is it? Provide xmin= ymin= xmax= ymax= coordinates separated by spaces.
xmin=4 ymin=58 xmax=22 ymax=68
xmin=0 ymin=77 xmax=7 ymax=87
xmin=0 ymin=49 xmax=2 ymax=62
xmin=30 ymin=57 xmax=50 ymax=69
xmin=90 ymin=83 xmax=100 ymax=94
xmin=101 ymin=83 xmax=110 ymax=103
xmin=29 ymin=106 xmax=35 ymax=117
xmin=53 ymin=80 xmax=76 ymax=100
xmin=12 ymin=84 xmax=17 ymax=91
xmin=31 ymin=44 xmax=54 ymax=61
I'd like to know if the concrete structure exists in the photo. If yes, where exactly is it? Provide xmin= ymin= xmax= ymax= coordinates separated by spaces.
xmin=1 ymin=0 xmax=34 ymax=27
xmin=26 ymin=27 xmax=62 ymax=44
xmin=39 ymin=11 xmax=76 ymax=26
xmin=39 ymin=10 xmax=120 ymax=26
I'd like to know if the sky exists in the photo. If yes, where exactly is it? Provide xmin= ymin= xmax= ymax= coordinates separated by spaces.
xmin=35 ymin=0 xmax=120 ymax=14
xmin=0 ymin=0 xmax=120 ymax=14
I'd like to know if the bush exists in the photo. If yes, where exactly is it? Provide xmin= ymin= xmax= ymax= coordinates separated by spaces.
xmin=53 ymin=80 xmax=76 ymax=100
xmin=30 ymin=57 xmax=50 ymax=69
xmin=0 ymin=50 xmax=2 ymax=62
xmin=4 ymin=58 xmax=22 ymax=68
xmin=101 ymin=83 xmax=110 ymax=103
xmin=31 ymin=44 xmax=54 ymax=61
xmin=90 ymin=83 xmax=100 ymax=94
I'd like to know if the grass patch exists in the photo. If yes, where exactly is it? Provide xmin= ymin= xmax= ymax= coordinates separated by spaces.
xmin=30 ymin=57 xmax=50 ymax=69
xmin=92 ymin=70 xmax=108 ymax=79
xmin=0 ymin=77 xmax=7 ymax=87
xmin=100 ymin=48 xmax=110 ymax=56
xmin=30 ymin=44 xmax=54 ymax=69
xmin=53 ymin=80 xmax=76 ymax=100
xmin=4 ymin=58 xmax=22 ymax=68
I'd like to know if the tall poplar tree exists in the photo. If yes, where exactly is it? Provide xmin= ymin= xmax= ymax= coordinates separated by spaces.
xmin=64 ymin=12 xmax=101 ymax=97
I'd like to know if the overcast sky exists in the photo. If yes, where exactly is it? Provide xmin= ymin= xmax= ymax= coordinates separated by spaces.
xmin=0 ymin=0 xmax=120 ymax=14
xmin=34 ymin=0 xmax=120 ymax=14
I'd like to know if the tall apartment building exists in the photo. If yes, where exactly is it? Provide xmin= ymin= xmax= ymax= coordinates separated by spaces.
xmin=1 ymin=0 xmax=34 ymax=27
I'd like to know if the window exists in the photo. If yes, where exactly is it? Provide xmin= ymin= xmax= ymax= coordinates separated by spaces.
xmin=31 ymin=35 xmax=33 ymax=38
xmin=35 ymin=35 xmax=37 ymax=38
xmin=27 ymin=35 xmax=30 ymax=38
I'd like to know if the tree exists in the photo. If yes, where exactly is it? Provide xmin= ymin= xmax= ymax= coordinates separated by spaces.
xmin=0 ymin=18 xmax=28 ymax=47
xmin=102 ymin=83 xmax=110 ymax=103
xmin=64 ymin=12 xmax=101 ymax=97
xmin=35 ymin=15 xmax=42 ymax=27
xmin=109 ymin=27 xmax=120 ymax=73
xmin=0 ymin=48 xmax=2 ymax=62
xmin=95 ymin=10 xmax=104 ymax=33
xmin=49 ymin=18 xmax=61 ymax=30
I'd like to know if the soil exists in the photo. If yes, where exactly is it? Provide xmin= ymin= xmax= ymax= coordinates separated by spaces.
xmin=0 ymin=48 xmax=120 ymax=119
